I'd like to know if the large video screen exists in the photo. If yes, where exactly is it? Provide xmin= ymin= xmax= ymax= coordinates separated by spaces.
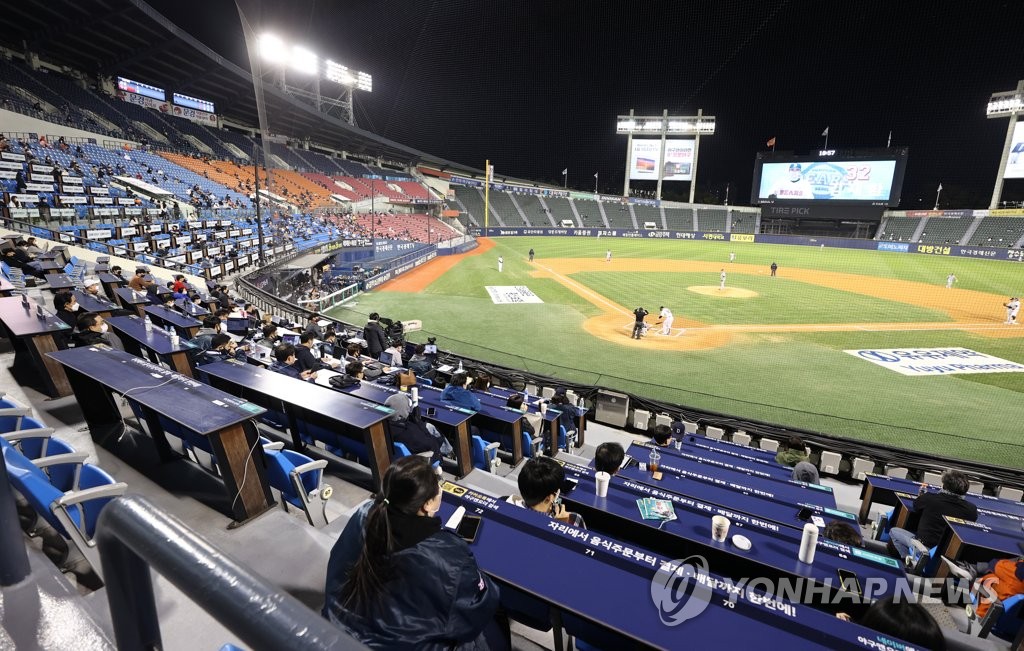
xmin=173 ymin=92 xmax=215 ymax=114
xmin=116 ymin=77 xmax=165 ymax=101
xmin=751 ymin=148 xmax=908 ymax=207
xmin=1005 ymin=122 xmax=1024 ymax=179
xmin=629 ymin=139 xmax=694 ymax=181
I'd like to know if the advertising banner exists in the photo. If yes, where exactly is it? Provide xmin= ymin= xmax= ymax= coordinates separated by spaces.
xmin=845 ymin=348 xmax=1024 ymax=376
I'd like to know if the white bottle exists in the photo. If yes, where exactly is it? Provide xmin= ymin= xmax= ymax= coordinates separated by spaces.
xmin=798 ymin=522 xmax=818 ymax=564
xmin=169 ymin=329 xmax=179 ymax=347
xmin=144 ymin=315 xmax=152 ymax=331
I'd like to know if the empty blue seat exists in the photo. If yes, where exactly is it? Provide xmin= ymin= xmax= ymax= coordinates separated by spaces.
xmin=470 ymin=436 xmax=500 ymax=472
xmin=263 ymin=447 xmax=330 ymax=527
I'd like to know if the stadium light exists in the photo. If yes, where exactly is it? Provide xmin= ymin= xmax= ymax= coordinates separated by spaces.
xmin=986 ymin=79 xmax=1024 ymax=209
xmin=258 ymin=33 xmax=287 ymax=64
xmin=617 ymin=109 xmax=716 ymax=203
xmin=289 ymin=45 xmax=319 ymax=75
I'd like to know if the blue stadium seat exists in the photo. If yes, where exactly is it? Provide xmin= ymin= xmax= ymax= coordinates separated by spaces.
xmin=470 ymin=436 xmax=500 ymax=472
xmin=263 ymin=447 xmax=330 ymax=527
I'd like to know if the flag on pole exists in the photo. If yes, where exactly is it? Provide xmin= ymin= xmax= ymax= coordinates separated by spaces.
xmin=937 ymin=183 xmax=943 ymax=192
xmin=766 ymin=136 xmax=776 ymax=148
xmin=821 ymin=127 xmax=829 ymax=137
xmin=594 ymin=172 xmax=598 ymax=179
xmin=562 ymin=168 xmax=567 ymax=176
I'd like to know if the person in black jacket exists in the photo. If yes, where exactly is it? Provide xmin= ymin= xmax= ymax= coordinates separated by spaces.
xmin=887 ymin=470 xmax=978 ymax=571
xmin=631 ymin=306 xmax=649 ymax=339
xmin=325 ymin=458 xmax=505 ymax=651
xmin=324 ymin=457 xmax=505 ymax=650
xmin=53 ymin=291 xmax=79 ymax=349
xmin=363 ymin=312 xmax=388 ymax=360
xmin=73 ymin=313 xmax=112 ymax=347
xmin=384 ymin=393 xmax=444 ymax=464
xmin=294 ymin=332 xmax=331 ymax=373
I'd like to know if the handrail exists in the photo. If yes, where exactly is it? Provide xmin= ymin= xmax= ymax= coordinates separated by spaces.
xmin=96 ymin=494 xmax=366 ymax=651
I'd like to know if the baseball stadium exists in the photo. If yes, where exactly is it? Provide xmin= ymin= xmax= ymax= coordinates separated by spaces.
xmin=0 ymin=1 xmax=1022 ymax=650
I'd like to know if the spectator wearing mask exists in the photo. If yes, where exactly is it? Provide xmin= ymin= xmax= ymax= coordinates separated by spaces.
xmin=508 ymin=456 xmax=585 ymax=528
xmin=888 ymin=470 xmax=978 ymax=572
xmin=775 ymin=436 xmax=809 ymax=467
xmin=363 ymin=312 xmax=388 ymax=360
xmin=323 ymin=457 xmax=504 ymax=650
xmin=440 ymin=372 xmax=481 ymax=411
xmin=73 ymin=313 xmax=111 ymax=347
xmin=53 ymin=291 xmax=79 ymax=349
xmin=128 ymin=268 xmax=153 ymax=293
xmin=295 ymin=332 xmax=333 ymax=372
xmin=191 ymin=317 xmax=222 ymax=352
xmin=195 ymin=334 xmax=247 ymax=367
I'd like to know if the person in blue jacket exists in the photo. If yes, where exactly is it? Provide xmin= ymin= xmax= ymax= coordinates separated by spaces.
xmin=323 ymin=457 xmax=506 ymax=650
xmin=440 ymin=372 xmax=481 ymax=411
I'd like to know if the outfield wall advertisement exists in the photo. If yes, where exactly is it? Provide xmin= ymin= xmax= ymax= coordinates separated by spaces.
xmin=471 ymin=227 xmax=1024 ymax=261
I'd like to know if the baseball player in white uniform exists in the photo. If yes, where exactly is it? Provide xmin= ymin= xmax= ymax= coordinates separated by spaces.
xmin=719 ymin=269 xmax=727 ymax=290
xmin=945 ymin=273 xmax=957 ymax=289
xmin=1005 ymin=297 xmax=1020 ymax=324
xmin=606 ymin=250 xmax=612 ymax=263
xmin=729 ymin=252 xmax=735 ymax=262
xmin=497 ymin=256 xmax=503 ymax=272
xmin=658 ymin=306 xmax=674 ymax=335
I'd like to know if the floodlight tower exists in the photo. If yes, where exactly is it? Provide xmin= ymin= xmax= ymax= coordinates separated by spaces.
xmin=616 ymin=109 xmax=715 ymax=202
xmin=258 ymin=33 xmax=372 ymax=125
xmin=987 ymin=79 xmax=1024 ymax=209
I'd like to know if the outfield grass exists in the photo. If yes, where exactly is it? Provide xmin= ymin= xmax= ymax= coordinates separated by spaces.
xmin=326 ymin=237 xmax=1024 ymax=468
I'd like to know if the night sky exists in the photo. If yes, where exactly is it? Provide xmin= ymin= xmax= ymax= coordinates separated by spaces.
xmin=148 ymin=0 xmax=1024 ymax=208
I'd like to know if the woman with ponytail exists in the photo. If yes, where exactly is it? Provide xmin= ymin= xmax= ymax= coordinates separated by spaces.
xmin=323 ymin=457 xmax=504 ymax=650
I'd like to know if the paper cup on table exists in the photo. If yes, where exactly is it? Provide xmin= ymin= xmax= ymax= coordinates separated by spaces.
xmin=595 ymin=471 xmax=610 ymax=497
xmin=711 ymin=515 xmax=730 ymax=542
xmin=539 ymin=402 xmax=547 ymax=415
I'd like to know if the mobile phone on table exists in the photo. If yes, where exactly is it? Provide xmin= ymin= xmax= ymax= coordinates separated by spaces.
xmin=456 ymin=515 xmax=482 ymax=543
xmin=796 ymin=507 xmax=813 ymax=522
xmin=426 ymin=407 xmax=437 ymax=417
xmin=837 ymin=569 xmax=862 ymax=595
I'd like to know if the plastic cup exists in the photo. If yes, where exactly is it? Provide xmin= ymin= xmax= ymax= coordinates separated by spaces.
xmin=711 ymin=515 xmax=730 ymax=542
xmin=540 ymin=402 xmax=547 ymax=415
xmin=595 ymin=471 xmax=610 ymax=497
xmin=648 ymin=450 xmax=661 ymax=473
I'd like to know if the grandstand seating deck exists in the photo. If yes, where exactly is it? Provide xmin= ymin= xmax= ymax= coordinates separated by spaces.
xmin=515 ymin=194 xmax=548 ymax=227
xmin=632 ymin=203 xmax=662 ymax=229
xmin=917 ymin=216 xmax=974 ymax=245
xmin=267 ymin=142 xmax=313 ymax=171
xmin=454 ymin=187 xmax=488 ymax=226
xmin=730 ymin=212 xmax=757 ymax=233
xmin=543 ymin=196 xmax=576 ymax=227
xmin=663 ymin=206 xmax=695 ymax=231
xmin=599 ymin=200 xmax=632 ymax=228
xmin=876 ymin=216 xmax=921 ymax=241
xmin=697 ymin=208 xmax=728 ymax=232
xmin=486 ymin=191 xmax=526 ymax=227
xmin=968 ymin=217 xmax=1024 ymax=247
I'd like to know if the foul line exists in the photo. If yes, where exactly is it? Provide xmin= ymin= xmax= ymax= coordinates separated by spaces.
xmin=534 ymin=262 xmax=634 ymax=317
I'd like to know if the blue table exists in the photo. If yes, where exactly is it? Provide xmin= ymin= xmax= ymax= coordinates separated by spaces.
xmin=97 ymin=272 xmax=125 ymax=301
xmin=46 ymin=347 xmax=271 ymax=523
xmin=73 ymin=289 xmax=119 ymax=317
xmin=44 ymin=273 xmax=76 ymax=291
xmin=106 ymin=315 xmax=197 ymax=377
xmin=177 ymin=299 xmax=211 ymax=318
xmin=439 ymin=483 xmax=918 ymax=650
xmin=115 ymin=287 xmax=150 ymax=317
xmin=891 ymin=492 xmax=1024 ymax=537
xmin=933 ymin=515 xmax=1024 ymax=579
xmin=197 ymin=360 xmax=396 ymax=488
xmin=143 ymin=304 xmax=202 ymax=338
xmin=678 ymin=433 xmax=782 ymax=464
xmin=626 ymin=444 xmax=836 ymax=508
xmin=338 ymin=380 xmax=477 ymax=477
xmin=0 ymin=296 xmax=73 ymax=397
xmin=631 ymin=440 xmax=793 ymax=480
xmin=859 ymin=474 xmax=1024 ymax=524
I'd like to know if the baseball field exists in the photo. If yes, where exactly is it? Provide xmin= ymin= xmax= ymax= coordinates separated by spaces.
xmin=325 ymin=237 xmax=1024 ymax=469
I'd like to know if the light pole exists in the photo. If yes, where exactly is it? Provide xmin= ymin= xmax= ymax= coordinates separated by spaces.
xmin=616 ymin=110 xmax=715 ymax=202
xmin=986 ymin=79 xmax=1024 ymax=209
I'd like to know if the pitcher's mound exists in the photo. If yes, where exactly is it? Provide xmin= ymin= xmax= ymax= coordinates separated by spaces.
xmin=687 ymin=286 xmax=758 ymax=298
